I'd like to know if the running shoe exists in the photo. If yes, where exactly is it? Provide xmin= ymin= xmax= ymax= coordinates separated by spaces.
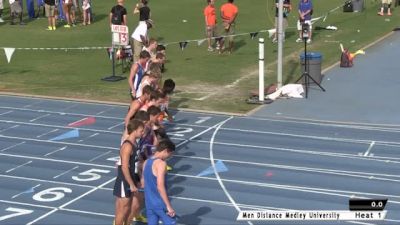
xmin=133 ymin=214 xmax=148 ymax=223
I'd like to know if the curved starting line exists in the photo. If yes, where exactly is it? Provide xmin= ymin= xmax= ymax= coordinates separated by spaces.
xmin=209 ymin=116 xmax=253 ymax=225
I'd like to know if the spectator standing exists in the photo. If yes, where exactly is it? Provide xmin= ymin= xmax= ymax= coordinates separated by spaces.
xmin=69 ymin=0 xmax=77 ymax=26
xmin=110 ymin=0 xmax=127 ymax=26
xmin=220 ymin=0 xmax=238 ymax=54
xmin=0 ymin=0 xmax=4 ymax=23
xmin=82 ymin=0 xmax=90 ymax=25
xmin=134 ymin=0 xmax=150 ymax=22
xmin=44 ymin=0 xmax=56 ymax=30
xmin=62 ymin=0 xmax=73 ymax=27
xmin=10 ymin=0 xmax=25 ymax=25
xmin=378 ymin=0 xmax=392 ymax=16
xmin=143 ymin=139 xmax=176 ymax=225
xmin=296 ymin=0 xmax=313 ymax=43
xmin=27 ymin=0 xmax=35 ymax=19
xmin=56 ymin=0 xmax=66 ymax=21
xmin=272 ymin=0 xmax=291 ymax=43
xmin=36 ymin=0 xmax=46 ymax=18
xmin=131 ymin=19 xmax=153 ymax=62
xmin=204 ymin=0 xmax=217 ymax=51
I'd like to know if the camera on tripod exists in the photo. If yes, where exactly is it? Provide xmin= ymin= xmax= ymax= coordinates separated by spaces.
xmin=295 ymin=22 xmax=325 ymax=98
xmin=301 ymin=23 xmax=310 ymax=40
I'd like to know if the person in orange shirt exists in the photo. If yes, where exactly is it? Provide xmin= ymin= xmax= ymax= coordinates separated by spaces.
xmin=220 ymin=0 xmax=238 ymax=54
xmin=204 ymin=0 xmax=217 ymax=51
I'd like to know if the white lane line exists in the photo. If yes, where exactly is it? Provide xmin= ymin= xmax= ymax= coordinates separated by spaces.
xmin=61 ymin=207 xmax=114 ymax=218
xmin=0 ymin=124 xmax=20 ymax=133
xmin=0 ymin=199 xmax=55 ymax=209
xmin=12 ymin=184 xmax=41 ymax=199
xmin=175 ymin=117 xmax=233 ymax=148
xmin=0 ymin=174 xmax=285 ymax=211
xmin=23 ymin=101 xmax=43 ymax=108
xmin=194 ymin=139 xmax=400 ymax=163
xmin=4 ymin=198 xmax=397 ymax=225
xmin=3 ymin=126 xmax=396 ymax=166
xmin=6 ymin=161 xmax=33 ymax=173
xmin=224 ymin=127 xmax=375 ymax=145
xmin=36 ymin=129 xmax=58 ymax=138
xmin=0 ymin=134 xmax=117 ymax=150
xmin=347 ymin=222 xmax=376 ymax=225
xmin=67 ymin=117 xmax=87 ymax=126
xmin=53 ymin=166 xmax=79 ymax=179
xmin=5 ymin=171 xmax=400 ymax=203
xmin=26 ymin=177 xmax=116 ymax=225
xmin=3 ymin=103 xmax=400 ymax=132
xmin=107 ymin=121 xmax=124 ymax=130
xmin=95 ymin=110 xmax=107 ymax=116
xmin=3 ymin=152 xmax=400 ymax=206
xmin=0 ymin=174 xmax=101 ymax=189
xmin=44 ymin=146 xmax=68 ymax=156
xmin=244 ymin=115 xmax=400 ymax=131
xmin=29 ymin=114 xmax=50 ymax=122
xmin=60 ymin=103 xmax=79 ymax=112
xmin=78 ymin=132 xmax=99 ymax=142
xmin=5 ymin=130 xmax=397 ymax=165
xmin=0 ymin=110 xmax=13 ymax=116
xmin=176 ymin=154 xmax=400 ymax=181
xmin=0 ymin=119 xmax=120 ymax=135
xmin=171 ymin=173 xmax=400 ymax=202
xmin=89 ymin=151 xmax=112 ymax=162
xmin=2 ymin=144 xmax=400 ymax=182
xmin=0 ymin=141 xmax=26 ymax=152
xmin=3 ymin=114 xmax=400 ymax=149
xmin=26 ymin=209 xmax=58 ymax=225
xmin=0 ymin=106 xmax=124 ymax=121
xmin=0 ymin=152 xmax=115 ymax=169
xmin=3 ymin=171 xmax=400 ymax=208
xmin=208 ymin=117 xmax=254 ymax=224
xmin=4 ymin=117 xmax=400 ymax=148
xmin=363 ymin=141 xmax=375 ymax=157
xmin=0 ymin=196 xmax=279 ymax=219
xmin=2 ymin=139 xmax=399 ymax=185
xmin=5 ymin=103 xmax=400 ymax=136
xmin=36 ymin=129 xmax=59 ymax=138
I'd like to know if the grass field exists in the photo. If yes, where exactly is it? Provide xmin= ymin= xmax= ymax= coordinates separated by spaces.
xmin=0 ymin=0 xmax=399 ymax=114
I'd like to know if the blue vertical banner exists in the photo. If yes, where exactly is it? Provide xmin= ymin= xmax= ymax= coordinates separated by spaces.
xmin=27 ymin=0 xmax=35 ymax=18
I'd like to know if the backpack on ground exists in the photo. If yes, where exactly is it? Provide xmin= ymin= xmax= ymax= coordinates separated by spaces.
xmin=340 ymin=49 xmax=353 ymax=68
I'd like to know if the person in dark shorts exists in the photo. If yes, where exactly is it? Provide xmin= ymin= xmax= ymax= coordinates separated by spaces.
xmin=44 ymin=0 xmax=56 ymax=30
xmin=113 ymin=119 xmax=144 ymax=225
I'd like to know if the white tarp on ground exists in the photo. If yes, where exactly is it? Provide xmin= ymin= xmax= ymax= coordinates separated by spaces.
xmin=267 ymin=84 xmax=304 ymax=100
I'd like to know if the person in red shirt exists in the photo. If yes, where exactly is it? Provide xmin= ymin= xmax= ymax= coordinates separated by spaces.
xmin=220 ymin=0 xmax=238 ymax=54
xmin=204 ymin=0 xmax=216 ymax=51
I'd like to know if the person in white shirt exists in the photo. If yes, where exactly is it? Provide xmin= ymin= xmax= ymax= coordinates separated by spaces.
xmin=131 ymin=19 xmax=153 ymax=62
